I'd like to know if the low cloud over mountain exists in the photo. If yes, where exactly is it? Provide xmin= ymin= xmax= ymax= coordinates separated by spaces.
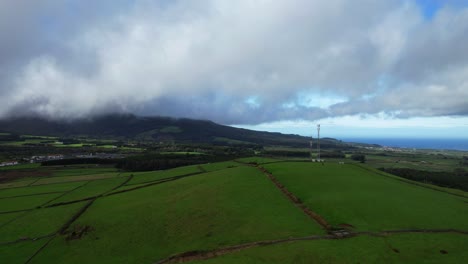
xmin=1 ymin=0 xmax=467 ymax=124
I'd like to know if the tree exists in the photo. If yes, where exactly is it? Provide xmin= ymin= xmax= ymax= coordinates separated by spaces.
xmin=351 ymin=154 xmax=366 ymax=163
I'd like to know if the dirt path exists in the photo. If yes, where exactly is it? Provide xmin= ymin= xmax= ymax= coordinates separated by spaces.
xmin=155 ymin=228 xmax=468 ymax=264
xmin=156 ymin=235 xmax=333 ymax=264
xmin=254 ymin=165 xmax=331 ymax=230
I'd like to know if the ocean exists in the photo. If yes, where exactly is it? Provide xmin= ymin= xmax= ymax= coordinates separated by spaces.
xmin=340 ymin=138 xmax=468 ymax=151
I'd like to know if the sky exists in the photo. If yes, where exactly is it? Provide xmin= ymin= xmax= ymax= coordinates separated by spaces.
xmin=0 ymin=0 xmax=468 ymax=139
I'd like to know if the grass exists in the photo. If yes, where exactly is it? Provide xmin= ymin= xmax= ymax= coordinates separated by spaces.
xmin=124 ymin=165 xmax=202 ymax=185
xmin=0 ymin=211 xmax=24 ymax=227
xmin=32 ymin=173 xmax=121 ymax=185
xmin=365 ymin=152 xmax=464 ymax=172
xmin=1 ymin=159 xmax=467 ymax=263
xmin=264 ymin=162 xmax=468 ymax=231
xmin=236 ymin=157 xmax=283 ymax=164
xmin=0 ymin=179 xmax=38 ymax=190
xmin=50 ymin=166 xmax=118 ymax=177
xmin=354 ymin=163 xmax=468 ymax=197
xmin=159 ymin=126 xmax=182 ymax=133
xmin=0 ymin=202 xmax=85 ymax=243
xmin=214 ymin=137 xmax=251 ymax=144
xmin=159 ymin=151 xmax=205 ymax=155
xmin=192 ymin=233 xmax=468 ymax=263
xmin=31 ymin=166 xmax=322 ymax=263
xmin=0 ymin=239 xmax=50 ymax=264
xmin=0 ymin=182 xmax=84 ymax=199
xmin=0 ymin=193 xmax=61 ymax=212
xmin=199 ymin=161 xmax=239 ymax=172
xmin=48 ymin=177 xmax=128 ymax=204
xmin=111 ymin=181 xmax=151 ymax=192
xmin=53 ymin=143 xmax=85 ymax=148
xmin=0 ymin=163 xmax=40 ymax=171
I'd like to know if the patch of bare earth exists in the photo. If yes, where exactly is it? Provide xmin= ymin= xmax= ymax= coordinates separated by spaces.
xmin=0 ymin=170 xmax=50 ymax=183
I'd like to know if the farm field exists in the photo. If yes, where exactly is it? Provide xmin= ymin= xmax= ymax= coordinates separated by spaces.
xmin=364 ymin=151 xmax=464 ymax=172
xmin=193 ymin=233 xmax=468 ymax=263
xmin=0 ymin=159 xmax=467 ymax=263
xmin=263 ymin=162 xmax=468 ymax=231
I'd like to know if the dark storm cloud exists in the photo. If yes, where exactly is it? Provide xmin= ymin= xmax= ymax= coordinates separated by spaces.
xmin=0 ymin=0 xmax=467 ymax=124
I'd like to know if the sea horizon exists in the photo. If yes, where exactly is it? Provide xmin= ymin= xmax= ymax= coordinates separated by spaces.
xmin=339 ymin=138 xmax=468 ymax=151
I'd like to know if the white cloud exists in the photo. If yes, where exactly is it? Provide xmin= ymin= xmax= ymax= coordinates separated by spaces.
xmin=0 ymin=0 xmax=467 ymax=125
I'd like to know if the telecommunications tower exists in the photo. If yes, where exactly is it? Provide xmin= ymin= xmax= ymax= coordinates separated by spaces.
xmin=317 ymin=124 xmax=321 ymax=161
xmin=310 ymin=136 xmax=313 ymax=161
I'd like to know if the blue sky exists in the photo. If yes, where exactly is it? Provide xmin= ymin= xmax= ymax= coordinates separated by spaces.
xmin=0 ymin=1 xmax=467 ymax=139
xmin=416 ymin=0 xmax=441 ymax=19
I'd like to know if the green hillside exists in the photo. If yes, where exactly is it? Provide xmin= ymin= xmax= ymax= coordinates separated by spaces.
xmin=0 ymin=160 xmax=467 ymax=263
xmin=0 ymin=114 xmax=345 ymax=148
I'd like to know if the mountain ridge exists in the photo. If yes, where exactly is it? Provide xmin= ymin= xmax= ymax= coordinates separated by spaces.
xmin=0 ymin=114 xmax=336 ymax=147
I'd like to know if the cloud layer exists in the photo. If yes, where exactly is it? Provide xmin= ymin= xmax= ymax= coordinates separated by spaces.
xmin=1 ymin=0 xmax=467 ymax=124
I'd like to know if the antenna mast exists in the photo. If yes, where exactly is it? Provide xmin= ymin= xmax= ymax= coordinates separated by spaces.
xmin=317 ymin=124 xmax=320 ymax=161
xmin=310 ymin=135 xmax=313 ymax=161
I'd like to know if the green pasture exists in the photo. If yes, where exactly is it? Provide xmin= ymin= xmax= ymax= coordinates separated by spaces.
xmin=0 ymin=182 xmax=84 ymax=199
xmin=0 ymin=179 xmax=38 ymax=190
xmin=194 ymin=233 xmax=468 ymax=264
xmin=264 ymin=162 xmax=468 ymax=231
xmin=50 ymin=166 xmax=118 ymax=177
xmin=53 ymin=143 xmax=85 ymax=148
xmin=0 ymin=139 xmax=46 ymax=146
xmin=124 ymin=165 xmax=202 ymax=185
xmin=159 ymin=126 xmax=182 ymax=133
xmin=213 ymin=137 xmax=251 ymax=144
xmin=21 ymin=135 xmax=58 ymax=140
xmin=0 ymin=211 xmax=23 ymax=227
xmin=0 ymin=163 xmax=40 ymax=171
xmin=31 ymin=166 xmax=321 ymax=263
xmin=159 ymin=151 xmax=205 ymax=155
xmin=0 ymin=193 xmax=61 ymax=213
xmin=32 ymin=173 xmax=120 ymax=186
xmin=355 ymin=164 xmax=468 ymax=197
xmin=199 ymin=161 xmax=239 ymax=172
xmin=365 ymin=152 xmax=464 ymax=172
xmin=48 ymin=177 xmax=127 ymax=204
xmin=0 ymin=202 xmax=85 ymax=243
xmin=235 ymin=157 xmax=283 ymax=164
xmin=0 ymin=240 xmax=50 ymax=264
xmin=0 ymin=159 xmax=467 ymax=263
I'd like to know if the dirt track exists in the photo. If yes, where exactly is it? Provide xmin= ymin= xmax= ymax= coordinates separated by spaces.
xmin=155 ymin=228 xmax=468 ymax=264
xmin=4 ymin=162 xmax=468 ymax=263
xmin=255 ymin=165 xmax=332 ymax=230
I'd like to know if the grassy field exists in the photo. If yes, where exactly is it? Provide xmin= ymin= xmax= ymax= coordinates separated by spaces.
xmin=235 ymin=156 xmax=283 ymax=164
xmin=0 ymin=202 xmax=85 ymax=243
xmin=124 ymin=165 xmax=202 ymax=185
xmin=0 ymin=163 xmax=41 ymax=171
xmin=193 ymin=233 xmax=468 ymax=263
xmin=49 ymin=165 xmax=118 ymax=177
xmin=29 ymin=166 xmax=321 ymax=263
xmin=364 ymin=152 xmax=465 ymax=172
xmin=0 ymin=181 xmax=84 ymax=199
xmin=199 ymin=161 xmax=240 ymax=172
xmin=264 ymin=162 xmax=468 ymax=231
xmin=0 ymin=159 xmax=467 ymax=263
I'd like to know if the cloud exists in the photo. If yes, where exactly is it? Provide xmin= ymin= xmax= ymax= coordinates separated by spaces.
xmin=0 ymin=0 xmax=467 ymax=124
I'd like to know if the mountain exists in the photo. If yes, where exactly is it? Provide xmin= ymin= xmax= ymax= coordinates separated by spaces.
xmin=0 ymin=114 xmax=343 ymax=148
